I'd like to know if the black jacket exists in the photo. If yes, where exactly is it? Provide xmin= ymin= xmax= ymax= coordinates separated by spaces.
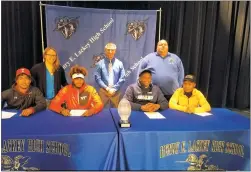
xmin=1 ymin=85 xmax=46 ymax=112
xmin=30 ymin=62 xmax=68 ymax=98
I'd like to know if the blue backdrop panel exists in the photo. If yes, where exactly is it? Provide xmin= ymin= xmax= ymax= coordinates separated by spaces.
xmin=45 ymin=5 xmax=157 ymax=94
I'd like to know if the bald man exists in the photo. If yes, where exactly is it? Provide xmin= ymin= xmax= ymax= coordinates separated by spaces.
xmin=94 ymin=43 xmax=125 ymax=108
xmin=137 ymin=40 xmax=184 ymax=101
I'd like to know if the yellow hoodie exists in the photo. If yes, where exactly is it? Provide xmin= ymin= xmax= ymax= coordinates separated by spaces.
xmin=169 ymin=88 xmax=211 ymax=113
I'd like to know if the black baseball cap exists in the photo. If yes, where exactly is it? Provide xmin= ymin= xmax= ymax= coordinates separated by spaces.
xmin=184 ymin=75 xmax=196 ymax=83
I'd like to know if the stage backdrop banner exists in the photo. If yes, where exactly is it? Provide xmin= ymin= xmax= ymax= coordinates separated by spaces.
xmin=45 ymin=5 xmax=157 ymax=94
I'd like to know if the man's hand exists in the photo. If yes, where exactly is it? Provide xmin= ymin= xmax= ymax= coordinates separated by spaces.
xmin=61 ymin=108 xmax=70 ymax=116
xmin=21 ymin=108 xmax=34 ymax=117
xmin=103 ymin=87 xmax=115 ymax=97
xmin=107 ymin=88 xmax=116 ymax=96
xmin=146 ymin=103 xmax=160 ymax=112
xmin=186 ymin=106 xmax=195 ymax=114
xmin=82 ymin=109 xmax=95 ymax=117
xmin=141 ymin=104 xmax=149 ymax=112
xmin=141 ymin=103 xmax=160 ymax=112
xmin=152 ymin=104 xmax=161 ymax=111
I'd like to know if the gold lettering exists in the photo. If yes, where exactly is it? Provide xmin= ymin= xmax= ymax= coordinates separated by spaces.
xmin=46 ymin=141 xmax=71 ymax=157
xmin=19 ymin=139 xmax=25 ymax=152
xmin=51 ymin=141 xmax=56 ymax=154
xmin=225 ymin=142 xmax=244 ymax=157
xmin=55 ymin=142 xmax=63 ymax=156
xmin=46 ymin=141 xmax=51 ymax=154
xmin=28 ymin=139 xmax=35 ymax=152
xmin=3 ymin=139 xmax=25 ymax=153
xmin=2 ymin=140 xmax=8 ymax=153
xmin=160 ymin=146 xmax=164 ymax=158
xmin=7 ymin=140 xmax=12 ymax=152
xmin=35 ymin=139 xmax=44 ymax=153
xmin=28 ymin=139 xmax=43 ymax=153
xmin=63 ymin=143 xmax=71 ymax=157
xmin=159 ymin=142 xmax=180 ymax=158
xmin=211 ymin=140 xmax=225 ymax=153
xmin=239 ymin=145 xmax=244 ymax=157
xmin=188 ymin=141 xmax=193 ymax=152
xmin=180 ymin=141 xmax=186 ymax=153
xmin=188 ymin=140 xmax=210 ymax=152
xmin=12 ymin=140 xmax=17 ymax=152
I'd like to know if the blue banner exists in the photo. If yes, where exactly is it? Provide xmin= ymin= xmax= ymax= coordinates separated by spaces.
xmin=110 ymin=108 xmax=250 ymax=171
xmin=119 ymin=131 xmax=250 ymax=170
xmin=1 ymin=110 xmax=119 ymax=170
xmin=45 ymin=5 xmax=157 ymax=94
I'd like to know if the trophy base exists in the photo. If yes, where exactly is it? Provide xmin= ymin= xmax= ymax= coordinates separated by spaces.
xmin=119 ymin=120 xmax=131 ymax=128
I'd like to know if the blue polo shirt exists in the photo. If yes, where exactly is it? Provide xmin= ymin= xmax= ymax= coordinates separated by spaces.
xmin=137 ymin=52 xmax=184 ymax=95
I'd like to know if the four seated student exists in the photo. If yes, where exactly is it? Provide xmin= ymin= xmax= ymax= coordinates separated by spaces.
xmin=1 ymin=68 xmax=46 ymax=116
xmin=169 ymin=75 xmax=211 ymax=114
xmin=49 ymin=65 xmax=104 ymax=117
xmin=2 ymin=67 xmax=211 ymax=116
xmin=123 ymin=69 xmax=168 ymax=112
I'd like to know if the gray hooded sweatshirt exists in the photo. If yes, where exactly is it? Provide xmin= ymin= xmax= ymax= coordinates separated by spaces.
xmin=123 ymin=81 xmax=168 ymax=111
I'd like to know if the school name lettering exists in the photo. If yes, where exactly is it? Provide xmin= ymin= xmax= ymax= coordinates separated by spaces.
xmin=160 ymin=140 xmax=244 ymax=158
xmin=63 ymin=18 xmax=114 ymax=69
xmin=1 ymin=139 xmax=71 ymax=158
xmin=125 ymin=56 xmax=144 ymax=78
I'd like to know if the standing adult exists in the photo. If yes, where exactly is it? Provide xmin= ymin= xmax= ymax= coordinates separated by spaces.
xmin=94 ymin=43 xmax=125 ymax=108
xmin=137 ymin=39 xmax=184 ymax=101
xmin=31 ymin=47 xmax=68 ymax=105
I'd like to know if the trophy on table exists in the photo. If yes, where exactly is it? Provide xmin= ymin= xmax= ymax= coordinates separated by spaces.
xmin=117 ymin=98 xmax=131 ymax=128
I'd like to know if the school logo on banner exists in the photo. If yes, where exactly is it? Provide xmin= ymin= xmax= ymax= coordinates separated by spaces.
xmin=1 ymin=155 xmax=39 ymax=171
xmin=90 ymin=53 xmax=106 ymax=68
xmin=54 ymin=16 xmax=80 ymax=39
xmin=184 ymin=154 xmax=224 ymax=171
xmin=126 ymin=18 xmax=148 ymax=41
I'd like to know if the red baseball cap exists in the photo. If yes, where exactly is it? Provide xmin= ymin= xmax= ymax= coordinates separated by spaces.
xmin=16 ymin=68 xmax=31 ymax=77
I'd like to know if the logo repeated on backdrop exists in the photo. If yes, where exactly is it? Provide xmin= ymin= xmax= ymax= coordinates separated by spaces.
xmin=46 ymin=6 xmax=157 ymax=93
xmin=126 ymin=18 xmax=148 ymax=41
xmin=54 ymin=16 xmax=80 ymax=39
xmin=90 ymin=53 xmax=106 ymax=68
xmin=1 ymin=155 xmax=39 ymax=171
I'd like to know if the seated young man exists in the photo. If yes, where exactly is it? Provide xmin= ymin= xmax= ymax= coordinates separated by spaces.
xmin=1 ymin=68 xmax=46 ymax=116
xmin=169 ymin=74 xmax=211 ymax=113
xmin=123 ymin=69 xmax=168 ymax=112
xmin=49 ymin=65 xmax=104 ymax=116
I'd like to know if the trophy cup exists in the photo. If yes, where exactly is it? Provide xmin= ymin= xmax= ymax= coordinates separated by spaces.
xmin=117 ymin=98 xmax=131 ymax=128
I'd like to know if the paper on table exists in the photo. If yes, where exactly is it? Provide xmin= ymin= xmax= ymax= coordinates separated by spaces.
xmin=70 ymin=109 xmax=87 ymax=116
xmin=2 ymin=111 xmax=16 ymax=119
xmin=194 ymin=112 xmax=213 ymax=117
xmin=144 ymin=112 xmax=166 ymax=119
